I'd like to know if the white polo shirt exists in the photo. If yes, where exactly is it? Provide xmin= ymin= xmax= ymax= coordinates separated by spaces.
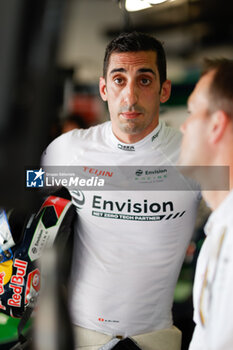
xmin=190 ymin=190 xmax=233 ymax=350
xmin=42 ymin=121 xmax=200 ymax=336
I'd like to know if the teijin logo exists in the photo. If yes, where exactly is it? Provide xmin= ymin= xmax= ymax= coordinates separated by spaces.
xmin=83 ymin=166 xmax=113 ymax=177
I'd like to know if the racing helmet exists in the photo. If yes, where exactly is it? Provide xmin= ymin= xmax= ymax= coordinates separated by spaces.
xmin=0 ymin=195 xmax=76 ymax=347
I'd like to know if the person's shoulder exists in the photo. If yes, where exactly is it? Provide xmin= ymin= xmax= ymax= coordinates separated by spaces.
xmin=72 ymin=121 xmax=110 ymax=141
xmin=161 ymin=121 xmax=182 ymax=146
xmin=41 ymin=131 xmax=73 ymax=165
xmin=41 ymin=121 xmax=110 ymax=165
xmin=154 ymin=121 xmax=182 ymax=164
xmin=157 ymin=122 xmax=182 ymax=157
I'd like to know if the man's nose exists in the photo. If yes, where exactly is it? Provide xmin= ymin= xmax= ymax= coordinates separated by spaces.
xmin=123 ymin=82 xmax=138 ymax=106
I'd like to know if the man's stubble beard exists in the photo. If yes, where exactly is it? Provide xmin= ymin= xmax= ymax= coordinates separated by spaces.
xmin=118 ymin=119 xmax=146 ymax=135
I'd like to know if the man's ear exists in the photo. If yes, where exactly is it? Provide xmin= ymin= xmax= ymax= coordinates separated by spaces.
xmin=160 ymin=79 xmax=171 ymax=104
xmin=209 ymin=110 xmax=229 ymax=144
xmin=99 ymin=77 xmax=107 ymax=101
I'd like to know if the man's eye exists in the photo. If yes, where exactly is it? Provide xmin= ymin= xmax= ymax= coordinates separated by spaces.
xmin=140 ymin=78 xmax=151 ymax=85
xmin=114 ymin=78 xmax=123 ymax=85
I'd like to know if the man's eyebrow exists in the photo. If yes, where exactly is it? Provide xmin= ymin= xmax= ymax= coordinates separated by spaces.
xmin=138 ymin=68 xmax=156 ymax=76
xmin=109 ymin=68 xmax=156 ymax=76
xmin=110 ymin=68 xmax=126 ymax=75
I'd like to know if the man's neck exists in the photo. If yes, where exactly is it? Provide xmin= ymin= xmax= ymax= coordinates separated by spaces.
xmin=112 ymin=122 xmax=159 ymax=144
xmin=113 ymin=132 xmax=146 ymax=144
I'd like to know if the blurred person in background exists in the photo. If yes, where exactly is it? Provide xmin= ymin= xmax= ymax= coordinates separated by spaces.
xmin=42 ymin=32 xmax=200 ymax=350
xmin=179 ymin=58 xmax=233 ymax=350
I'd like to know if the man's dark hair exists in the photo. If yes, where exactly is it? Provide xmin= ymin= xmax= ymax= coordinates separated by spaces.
xmin=103 ymin=31 xmax=167 ymax=87
xmin=202 ymin=58 xmax=233 ymax=118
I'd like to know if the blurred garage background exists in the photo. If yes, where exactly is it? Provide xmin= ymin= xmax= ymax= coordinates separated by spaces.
xmin=0 ymin=1 xmax=232 ymax=349
xmin=0 ymin=0 xmax=232 ymax=208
